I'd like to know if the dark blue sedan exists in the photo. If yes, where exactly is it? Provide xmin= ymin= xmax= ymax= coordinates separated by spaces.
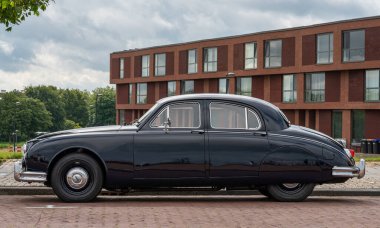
xmin=15 ymin=94 xmax=365 ymax=202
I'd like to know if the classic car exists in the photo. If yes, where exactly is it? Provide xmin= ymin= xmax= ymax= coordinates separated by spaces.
xmin=14 ymin=94 xmax=365 ymax=202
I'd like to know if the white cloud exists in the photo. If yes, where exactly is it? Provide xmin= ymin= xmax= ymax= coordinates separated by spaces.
xmin=0 ymin=40 xmax=14 ymax=55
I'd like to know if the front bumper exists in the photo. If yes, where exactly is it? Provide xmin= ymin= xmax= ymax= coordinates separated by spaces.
xmin=332 ymin=159 xmax=366 ymax=179
xmin=14 ymin=160 xmax=47 ymax=183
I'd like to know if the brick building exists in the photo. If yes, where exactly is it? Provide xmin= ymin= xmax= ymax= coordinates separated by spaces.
xmin=110 ymin=16 xmax=380 ymax=147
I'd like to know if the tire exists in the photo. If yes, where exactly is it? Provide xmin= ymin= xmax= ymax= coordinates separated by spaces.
xmin=258 ymin=187 xmax=272 ymax=198
xmin=51 ymin=153 xmax=103 ymax=202
xmin=267 ymin=183 xmax=315 ymax=202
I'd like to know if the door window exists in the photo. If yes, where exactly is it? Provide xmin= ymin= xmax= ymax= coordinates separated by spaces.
xmin=210 ymin=103 xmax=261 ymax=130
xmin=151 ymin=102 xmax=201 ymax=128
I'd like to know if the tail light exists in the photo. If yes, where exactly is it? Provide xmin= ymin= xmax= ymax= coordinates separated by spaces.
xmin=349 ymin=149 xmax=355 ymax=157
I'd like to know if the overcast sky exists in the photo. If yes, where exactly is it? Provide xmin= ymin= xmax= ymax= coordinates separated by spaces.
xmin=0 ymin=0 xmax=379 ymax=91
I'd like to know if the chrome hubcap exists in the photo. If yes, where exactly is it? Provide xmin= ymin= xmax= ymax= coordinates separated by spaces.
xmin=66 ymin=167 xmax=89 ymax=190
xmin=282 ymin=183 xmax=300 ymax=189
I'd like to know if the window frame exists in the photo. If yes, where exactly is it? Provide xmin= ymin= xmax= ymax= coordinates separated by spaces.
xmin=264 ymin=39 xmax=282 ymax=68
xmin=317 ymin=33 xmax=334 ymax=64
xmin=236 ymin=77 xmax=252 ymax=96
xmin=149 ymin=102 xmax=202 ymax=129
xmin=365 ymin=69 xmax=380 ymax=102
xmin=188 ymin=49 xmax=198 ymax=74
xmin=342 ymin=29 xmax=365 ymax=62
xmin=141 ymin=55 xmax=150 ymax=77
xmin=282 ymin=74 xmax=297 ymax=103
xmin=304 ymin=72 xmax=325 ymax=103
xmin=209 ymin=102 xmax=262 ymax=131
xmin=119 ymin=58 xmax=124 ymax=79
xmin=167 ymin=81 xmax=176 ymax=97
xmin=245 ymin=42 xmax=257 ymax=69
xmin=128 ymin=84 xmax=133 ymax=104
xmin=181 ymin=80 xmax=194 ymax=95
xmin=154 ymin=53 xmax=166 ymax=76
xmin=119 ymin=109 xmax=125 ymax=125
xmin=203 ymin=47 xmax=217 ymax=72
xmin=136 ymin=83 xmax=148 ymax=104
xmin=218 ymin=78 xmax=228 ymax=94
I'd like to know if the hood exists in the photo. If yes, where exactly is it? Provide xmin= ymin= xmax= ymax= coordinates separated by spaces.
xmin=34 ymin=125 xmax=137 ymax=140
xmin=282 ymin=125 xmax=344 ymax=150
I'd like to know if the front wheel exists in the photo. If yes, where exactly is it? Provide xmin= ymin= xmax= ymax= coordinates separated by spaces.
xmin=267 ymin=183 xmax=315 ymax=202
xmin=51 ymin=153 xmax=103 ymax=202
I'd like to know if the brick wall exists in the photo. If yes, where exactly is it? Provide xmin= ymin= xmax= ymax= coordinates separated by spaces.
xmin=325 ymin=71 xmax=340 ymax=102
xmin=302 ymin=35 xmax=316 ymax=65
xmin=349 ymin=70 xmax=364 ymax=102
xmin=282 ymin=37 xmax=295 ymax=67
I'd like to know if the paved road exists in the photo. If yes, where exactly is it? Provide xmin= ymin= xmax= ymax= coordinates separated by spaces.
xmin=0 ymin=195 xmax=378 ymax=227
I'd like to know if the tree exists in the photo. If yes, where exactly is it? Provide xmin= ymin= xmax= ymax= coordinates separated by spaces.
xmin=89 ymin=87 xmax=116 ymax=126
xmin=60 ymin=89 xmax=90 ymax=127
xmin=25 ymin=85 xmax=65 ymax=131
xmin=63 ymin=119 xmax=81 ymax=130
xmin=0 ymin=90 xmax=52 ymax=141
xmin=0 ymin=0 xmax=52 ymax=31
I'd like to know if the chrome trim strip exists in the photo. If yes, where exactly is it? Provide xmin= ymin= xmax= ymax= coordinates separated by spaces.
xmin=332 ymin=159 xmax=365 ymax=179
xmin=14 ymin=161 xmax=47 ymax=183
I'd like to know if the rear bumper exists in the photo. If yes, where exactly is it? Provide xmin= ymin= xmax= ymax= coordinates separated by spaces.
xmin=332 ymin=159 xmax=365 ymax=179
xmin=14 ymin=160 xmax=47 ymax=183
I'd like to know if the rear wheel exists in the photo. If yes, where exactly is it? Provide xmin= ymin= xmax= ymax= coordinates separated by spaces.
xmin=51 ymin=153 xmax=103 ymax=202
xmin=267 ymin=183 xmax=315 ymax=202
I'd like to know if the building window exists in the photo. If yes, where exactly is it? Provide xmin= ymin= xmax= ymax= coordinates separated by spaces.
xmin=332 ymin=111 xmax=342 ymax=139
xmin=119 ymin=110 xmax=125 ymax=125
xmin=128 ymin=84 xmax=133 ymax=104
xmin=219 ymin=78 xmax=228 ymax=94
xmin=265 ymin=40 xmax=282 ymax=68
xmin=119 ymin=58 xmax=124 ymax=79
xmin=188 ymin=49 xmax=197 ymax=74
xmin=236 ymin=77 xmax=252 ymax=96
xmin=365 ymin=70 xmax=380 ymax=102
xmin=203 ymin=47 xmax=217 ymax=72
xmin=142 ymin=55 xmax=150 ymax=77
xmin=317 ymin=33 xmax=333 ymax=64
xmin=351 ymin=110 xmax=364 ymax=143
xmin=181 ymin=80 xmax=194 ymax=94
xmin=168 ymin=81 xmax=176 ymax=97
xmin=283 ymin=74 xmax=297 ymax=103
xmin=136 ymin=83 xmax=147 ymax=104
xmin=305 ymin=73 xmax=325 ymax=102
xmin=343 ymin=30 xmax=365 ymax=62
xmin=245 ymin=42 xmax=257 ymax=69
xmin=155 ymin=53 xmax=166 ymax=76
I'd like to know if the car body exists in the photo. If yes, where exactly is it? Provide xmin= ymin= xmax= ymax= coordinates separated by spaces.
xmin=14 ymin=94 xmax=365 ymax=202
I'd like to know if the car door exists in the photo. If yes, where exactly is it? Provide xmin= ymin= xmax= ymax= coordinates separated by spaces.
xmin=207 ymin=101 xmax=270 ymax=179
xmin=133 ymin=101 xmax=206 ymax=182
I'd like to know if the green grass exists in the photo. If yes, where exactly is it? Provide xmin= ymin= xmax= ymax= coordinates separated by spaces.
xmin=0 ymin=142 xmax=25 ymax=149
xmin=354 ymin=153 xmax=380 ymax=162
xmin=0 ymin=151 xmax=23 ymax=160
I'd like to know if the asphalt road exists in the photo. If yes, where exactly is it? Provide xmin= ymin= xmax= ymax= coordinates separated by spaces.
xmin=0 ymin=195 xmax=378 ymax=227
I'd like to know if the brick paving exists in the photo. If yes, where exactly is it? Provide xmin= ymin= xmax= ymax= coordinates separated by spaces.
xmin=1 ymin=160 xmax=380 ymax=189
xmin=0 ymin=195 xmax=378 ymax=227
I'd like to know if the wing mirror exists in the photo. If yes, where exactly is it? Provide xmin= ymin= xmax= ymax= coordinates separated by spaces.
xmin=163 ymin=118 xmax=171 ymax=133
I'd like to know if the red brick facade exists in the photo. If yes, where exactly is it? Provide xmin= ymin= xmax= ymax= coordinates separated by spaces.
xmin=111 ymin=16 xmax=380 ymax=147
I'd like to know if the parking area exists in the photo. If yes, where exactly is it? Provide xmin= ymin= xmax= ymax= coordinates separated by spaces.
xmin=1 ymin=195 xmax=379 ymax=227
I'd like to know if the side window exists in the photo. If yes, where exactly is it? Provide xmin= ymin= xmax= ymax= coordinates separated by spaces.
xmin=210 ymin=103 xmax=261 ymax=130
xmin=151 ymin=103 xmax=201 ymax=128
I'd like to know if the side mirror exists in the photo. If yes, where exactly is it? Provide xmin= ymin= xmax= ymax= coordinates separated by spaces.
xmin=163 ymin=118 xmax=171 ymax=133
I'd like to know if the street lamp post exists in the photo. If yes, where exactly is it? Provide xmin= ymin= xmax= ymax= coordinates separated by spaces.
xmin=13 ymin=101 xmax=20 ymax=153
xmin=94 ymin=94 xmax=103 ymax=126
xmin=225 ymin=72 xmax=235 ymax=94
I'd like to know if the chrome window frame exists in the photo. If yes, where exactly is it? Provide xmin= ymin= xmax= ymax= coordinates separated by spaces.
xmin=209 ymin=102 xmax=262 ymax=131
xmin=149 ymin=102 xmax=202 ymax=129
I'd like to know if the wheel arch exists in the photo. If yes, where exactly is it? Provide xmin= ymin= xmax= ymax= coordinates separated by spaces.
xmin=46 ymin=146 xmax=107 ymax=185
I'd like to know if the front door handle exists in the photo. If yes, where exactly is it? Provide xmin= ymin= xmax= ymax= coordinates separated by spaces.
xmin=191 ymin=130 xmax=205 ymax=134
xmin=253 ymin=131 xmax=267 ymax=136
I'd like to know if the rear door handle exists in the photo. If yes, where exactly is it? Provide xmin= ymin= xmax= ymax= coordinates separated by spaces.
xmin=191 ymin=130 xmax=205 ymax=134
xmin=253 ymin=131 xmax=267 ymax=136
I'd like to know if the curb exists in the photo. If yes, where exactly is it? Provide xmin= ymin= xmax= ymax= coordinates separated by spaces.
xmin=1 ymin=187 xmax=380 ymax=196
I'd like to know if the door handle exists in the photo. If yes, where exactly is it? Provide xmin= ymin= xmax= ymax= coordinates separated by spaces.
xmin=253 ymin=131 xmax=267 ymax=136
xmin=191 ymin=130 xmax=205 ymax=134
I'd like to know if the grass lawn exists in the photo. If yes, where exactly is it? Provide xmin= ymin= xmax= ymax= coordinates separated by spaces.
xmin=0 ymin=151 xmax=23 ymax=160
xmin=355 ymin=153 xmax=380 ymax=162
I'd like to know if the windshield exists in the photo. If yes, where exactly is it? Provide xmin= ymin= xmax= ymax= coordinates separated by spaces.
xmin=133 ymin=103 xmax=159 ymax=126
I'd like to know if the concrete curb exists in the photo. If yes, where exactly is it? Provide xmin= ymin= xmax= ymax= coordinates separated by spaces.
xmin=1 ymin=187 xmax=380 ymax=196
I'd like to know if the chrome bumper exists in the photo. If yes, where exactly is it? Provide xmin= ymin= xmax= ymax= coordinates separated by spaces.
xmin=14 ymin=160 xmax=47 ymax=183
xmin=332 ymin=159 xmax=365 ymax=179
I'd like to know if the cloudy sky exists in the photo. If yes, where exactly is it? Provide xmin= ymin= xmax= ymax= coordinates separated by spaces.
xmin=0 ymin=0 xmax=379 ymax=91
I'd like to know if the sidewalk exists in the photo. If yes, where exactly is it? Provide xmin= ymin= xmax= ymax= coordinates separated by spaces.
xmin=1 ymin=160 xmax=380 ymax=196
